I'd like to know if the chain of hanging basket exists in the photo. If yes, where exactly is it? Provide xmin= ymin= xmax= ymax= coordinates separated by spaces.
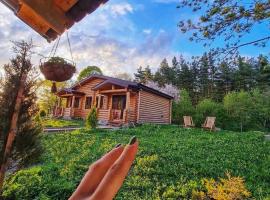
xmin=40 ymin=32 xmax=76 ymax=93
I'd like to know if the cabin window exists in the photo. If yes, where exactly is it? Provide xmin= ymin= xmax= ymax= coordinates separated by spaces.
xmin=96 ymin=96 xmax=105 ymax=109
xmin=85 ymin=97 xmax=92 ymax=109
xmin=74 ymin=97 xmax=80 ymax=108
xmin=100 ymin=96 xmax=104 ymax=109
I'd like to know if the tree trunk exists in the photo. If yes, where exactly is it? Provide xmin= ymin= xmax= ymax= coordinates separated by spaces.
xmin=240 ymin=122 xmax=243 ymax=133
xmin=0 ymin=73 xmax=27 ymax=190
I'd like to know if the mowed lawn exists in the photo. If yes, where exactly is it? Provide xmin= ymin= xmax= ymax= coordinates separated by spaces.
xmin=3 ymin=125 xmax=270 ymax=199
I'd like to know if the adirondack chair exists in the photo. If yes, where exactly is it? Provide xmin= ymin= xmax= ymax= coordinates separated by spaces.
xmin=202 ymin=117 xmax=216 ymax=131
xmin=183 ymin=116 xmax=195 ymax=128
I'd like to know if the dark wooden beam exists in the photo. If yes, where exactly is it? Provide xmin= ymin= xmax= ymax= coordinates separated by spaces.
xmin=20 ymin=0 xmax=72 ymax=34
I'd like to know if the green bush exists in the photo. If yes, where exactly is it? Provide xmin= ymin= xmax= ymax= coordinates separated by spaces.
xmin=172 ymin=89 xmax=195 ymax=124
xmin=195 ymin=99 xmax=226 ymax=128
xmin=86 ymin=107 xmax=98 ymax=129
xmin=224 ymin=91 xmax=253 ymax=132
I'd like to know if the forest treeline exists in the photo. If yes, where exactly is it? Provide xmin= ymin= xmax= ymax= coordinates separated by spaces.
xmin=134 ymin=53 xmax=270 ymax=132
xmin=134 ymin=52 xmax=270 ymax=104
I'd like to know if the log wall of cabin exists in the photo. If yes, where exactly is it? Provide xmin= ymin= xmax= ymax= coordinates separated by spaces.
xmin=137 ymin=90 xmax=171 ymax=124
xmin=72 ymin=78 xmax=105 ymax=119
xmin=128 ymin=92 xmax=138 ymax=123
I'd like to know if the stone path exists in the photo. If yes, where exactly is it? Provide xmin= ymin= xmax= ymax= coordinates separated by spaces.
xmin=43 ymin=125 xmax=120 ymax=133
xmin=43 ymin=127 xmax=82 ymax=133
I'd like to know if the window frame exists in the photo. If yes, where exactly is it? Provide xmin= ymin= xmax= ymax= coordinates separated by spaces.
xmin=85 ymin=96 xmax=93 ymax=109
xmin=74 ymin=97 xmax=81 ymax=108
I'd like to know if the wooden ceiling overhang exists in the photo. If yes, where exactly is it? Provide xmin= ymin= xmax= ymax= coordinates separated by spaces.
xmin=1 ymin=0 xmax=109 ymax=42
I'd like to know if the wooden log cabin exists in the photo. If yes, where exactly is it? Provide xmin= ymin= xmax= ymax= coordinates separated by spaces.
xmin=54 ymin=75 xmax=173 ymax=125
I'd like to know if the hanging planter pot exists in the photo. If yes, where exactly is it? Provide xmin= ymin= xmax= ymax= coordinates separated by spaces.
xmin=39 ymin=33 xmax=76 ymax=93
xmin=40 ymin=56 xmax=76 ymax=82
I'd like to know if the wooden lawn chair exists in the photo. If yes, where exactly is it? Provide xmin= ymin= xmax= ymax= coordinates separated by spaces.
xmin=202 ymin=117 xmax=216 ymax=131
xmin=183 ymin=116 xmax=195 ymax=128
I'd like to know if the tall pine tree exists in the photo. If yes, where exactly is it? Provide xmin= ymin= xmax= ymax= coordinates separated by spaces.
xmin=0 ymin=41 xmax=43 ymax=189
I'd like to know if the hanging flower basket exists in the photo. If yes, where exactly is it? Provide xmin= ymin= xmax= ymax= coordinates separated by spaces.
xmin=40 ymin=57 xmax=76 ymax=82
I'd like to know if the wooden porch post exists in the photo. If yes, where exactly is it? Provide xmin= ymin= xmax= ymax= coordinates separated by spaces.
xmin=125 ymin=91 xmax=130 ymax=123
xmin=71 ymin=95 xmax=75 ymax=117
xmin=93 ymin=91 xmax=97 ymax=108
xmin=71 ymin=96 xmax=75 ymax=108
xmin=97 ymin=94 xmax=101 ymax=109
xmin=108 ymin=94 xmax=112 ymax=121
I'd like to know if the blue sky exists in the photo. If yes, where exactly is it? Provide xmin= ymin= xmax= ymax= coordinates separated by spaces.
xmin=0 ymin=0 xmax=269 ymax=77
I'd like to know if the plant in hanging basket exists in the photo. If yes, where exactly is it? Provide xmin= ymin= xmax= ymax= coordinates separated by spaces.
xmin=40 ymin=57 xmax=76 ymax=82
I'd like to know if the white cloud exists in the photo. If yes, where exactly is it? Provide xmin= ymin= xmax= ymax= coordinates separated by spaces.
xmin=0 ymin=2 xmax=179 ymax=79
xmin=105 ymin=3 xmax=134 ymax=17
xmin=152 ymin=0 xmax=179 ymax=3
xmin=143 ymin=29 xmax=152 ymax=34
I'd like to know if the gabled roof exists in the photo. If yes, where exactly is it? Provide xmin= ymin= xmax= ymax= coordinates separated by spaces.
xmin=59 ymin=74 xmax=173 ymax=99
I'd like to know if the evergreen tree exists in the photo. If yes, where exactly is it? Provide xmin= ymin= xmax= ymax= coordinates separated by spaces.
xmin=207 ymin=52 xmax=217 ymax=99
xmin=134 ymin=66 xmax=153 ymax=84
xmin=179 ymin=58 xmax=193 ymax=93
xmin=198 ymin=53 xmax=210 ymax=99
xmin=144 ymin=66 xmax=153 ymax=82
xmin=0 ymin=41 xmax=43 ymax=189
xmin=154 ymin=58 xmax=174 ymax=86
xmin=171 ymin=56 xmax=179 ymax=86
xmin=257 ymin=55 xmax=270 ymax=91
xmin=134 ymin=66 xmax=145 ymax=83
xmin=214 ymin=61 xmax=234 ymax=101
xmin=234 ymin=57 xmax=256 ymax=91
xmin=190 ymin=59 xmax=200 ymax=104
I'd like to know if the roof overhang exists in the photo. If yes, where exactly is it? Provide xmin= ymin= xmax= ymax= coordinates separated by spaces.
xmin=57 ymin=89 xmax=85 ymax=97
xmin=1 ymin=0 xmax=109 ymax=42
xmin=138 ymin=84 xmax=174 ymax=100
xmin=92 ymin=80 xmax=129 ymax=90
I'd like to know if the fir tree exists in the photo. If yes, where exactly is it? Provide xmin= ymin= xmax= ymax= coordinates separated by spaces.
xmin=198 ymin=53 xmax=210 ymax=99
xmin=0 ymin=41 xmax=43 ymax=189
xmin=154 ymin=58 xmax=173 ymax=86
xmin=215 ymin=61 xmax=234 ymax=101
xmin=234 ymin=57 xmax=256 ymax=91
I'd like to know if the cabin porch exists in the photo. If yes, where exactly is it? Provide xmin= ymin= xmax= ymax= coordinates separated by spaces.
xmin=54 ymin=84 xmax=137 ymax=125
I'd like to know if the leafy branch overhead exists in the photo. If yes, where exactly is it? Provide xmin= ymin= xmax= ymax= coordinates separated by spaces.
xmin=178 ymin=0 xmax=270 ymax=56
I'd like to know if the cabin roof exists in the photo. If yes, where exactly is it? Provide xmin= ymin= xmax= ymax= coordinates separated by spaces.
xmin=61 ymin=74 xmax=173 ymax=99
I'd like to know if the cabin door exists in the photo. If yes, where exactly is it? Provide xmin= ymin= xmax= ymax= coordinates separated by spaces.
xmin=112 ymin=95 xmax=126 ymax=121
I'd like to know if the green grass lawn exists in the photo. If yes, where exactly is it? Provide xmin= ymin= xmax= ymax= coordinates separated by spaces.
xmin=3 ymin=125 xmax=270 ymax=199
xmin=42 ymin=118 xmax=85 ymax=128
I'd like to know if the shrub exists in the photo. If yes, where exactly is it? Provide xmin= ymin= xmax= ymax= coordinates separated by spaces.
xmin=172 ymin=89 xmax=195 ymax=124
xmin=195 ymin=99 xmax=226 ymax=128
xmin=249 ymin=89 xmax=270 ymax=131
xmin=162 ymin=173 xmax=251 ymax=200
xmin=86 ymin=107 xmax=98 ymax=129
xmin=200 ymin=173 xmax=251 ymax=200
xmin=224 ymin=91 xmax=253 ymax=132
xmin=39 ymin=110 xmax=46 ymax=118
